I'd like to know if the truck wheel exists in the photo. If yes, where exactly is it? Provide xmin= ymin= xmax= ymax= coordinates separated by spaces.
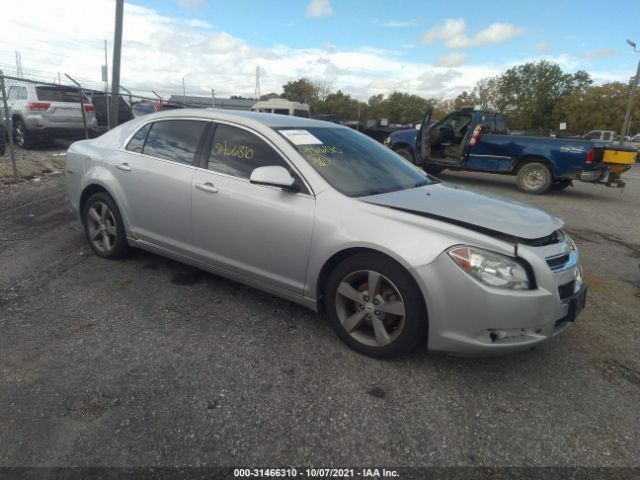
xmin=394 ymin=147 xmax=414 ymax=163
xmin=424 ymin=166 xmax=444 ymax=175
xmin=516 ymin=162 xmax=553 ymax=194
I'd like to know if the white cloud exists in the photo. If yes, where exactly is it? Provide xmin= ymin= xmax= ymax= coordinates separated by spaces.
xmin=435 ymin=52 xmax=469 ymax=67
xmin=583 ymin=48 xmax=617 ymax=59
xmin=377 ymin=19 xmax=421 ymax=28
xmin=421 ymin=18 xmax=523 ymax=48
xmin=535 ymin=41 xmax=550 ymax=52
xmin=186 ymin=19 xmax=213 ymax=29
xmin=306 ymin=0 xmax=332 ymax=18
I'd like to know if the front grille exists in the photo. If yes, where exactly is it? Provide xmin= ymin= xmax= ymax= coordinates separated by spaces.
xmin=558 ymin=281 xmax=575 ymax=301
xmin=546 ymin=253 xmax=570 ymax=270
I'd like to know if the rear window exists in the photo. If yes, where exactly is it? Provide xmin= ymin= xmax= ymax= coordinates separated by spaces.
xmin=294 ymin=109 xmax=309 ymax=118
xmin=142 ymin=120 xmax=207 ymax=164
xmin=36 ymin=87 xmax=83 ymax=103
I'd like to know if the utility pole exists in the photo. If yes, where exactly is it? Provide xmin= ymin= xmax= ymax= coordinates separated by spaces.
xmin=109 ymin=0 xmax=124 ymax=130
xmin=254 ymin=66 xmax=261 ymax=100
xmin=211 ymin=89 xmax=215 ymax=108
xmin=182 ymin=78 xmax=186 ymax=106
xmin=103 ymin=40 xmax=110 ymax=129
xmin=15 ymin=51 xmax=23 ymax=77
xmin=621 ymin=39 xmax=640 ymax=144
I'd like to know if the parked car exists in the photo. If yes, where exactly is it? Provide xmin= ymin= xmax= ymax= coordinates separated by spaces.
xmin=2 ymin=83 xmax=98 ymax=148
xmin=583 ymin=130 xmax=615 ymax=142
xmin=131 ymin=101 xmax=182 ymax=118
xmin=66 ymin=110 xmax=587 ymax=357
xmin=386 ymin=108 xmax=630 ymax=193
xmin=90 ymin=93 xmax=133 ymax=129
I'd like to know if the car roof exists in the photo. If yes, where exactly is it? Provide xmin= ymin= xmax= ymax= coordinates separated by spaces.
xmin=148 ymin=108 xmax=345 ymax=129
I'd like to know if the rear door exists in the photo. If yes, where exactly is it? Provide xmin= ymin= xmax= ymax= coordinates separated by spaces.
xmin=190 ymin=122 xmax=315 ymax=294
xmin=117 ymin=118 xmax=209 ymax=254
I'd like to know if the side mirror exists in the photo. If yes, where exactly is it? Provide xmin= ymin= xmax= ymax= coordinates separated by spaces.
xmin=249 ymin=165 xmax=296 ymax=190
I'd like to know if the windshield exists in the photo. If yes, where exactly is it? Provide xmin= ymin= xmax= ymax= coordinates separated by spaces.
xmin=277 ymin=127 xmax=433 ymax=197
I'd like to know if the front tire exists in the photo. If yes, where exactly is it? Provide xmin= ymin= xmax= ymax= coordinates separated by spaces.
xmin=325 ymin=253 xmax=427 ymax=358
xmin=394 ymin=147 xmax=415 ymax=163
xmin=516 ymin=162 xmax=553 ymax=194
xmin=82 ymin=192 xmax=130 ymax=259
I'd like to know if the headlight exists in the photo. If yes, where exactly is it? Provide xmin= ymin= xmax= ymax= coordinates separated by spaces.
xmin=448 ymin=246 xmax=530 ymax=290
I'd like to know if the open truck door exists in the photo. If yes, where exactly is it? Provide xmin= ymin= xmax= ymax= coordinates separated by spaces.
xmin=415 ymin=108 xmax=432 ymax=163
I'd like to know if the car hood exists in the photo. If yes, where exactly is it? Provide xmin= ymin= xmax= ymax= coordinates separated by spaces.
xmin=361 ymin=183 xmax=564 ymax=241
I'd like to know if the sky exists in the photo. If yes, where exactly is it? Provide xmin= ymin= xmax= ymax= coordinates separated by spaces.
xmin=1 ymin=0 xmax=639 ymax=101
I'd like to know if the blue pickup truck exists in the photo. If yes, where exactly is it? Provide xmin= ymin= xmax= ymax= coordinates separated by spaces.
xmin=384 ymin=108 xmax=622 ymax=194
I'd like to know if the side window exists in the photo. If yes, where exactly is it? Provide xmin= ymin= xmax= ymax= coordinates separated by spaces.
xmin=273 ymin=109 xmax=289 ymax=115
xmin=603 ymin=132 xmax=612 ymax=141
xmin=142 ymin=120 xmax=207 ymax=164
xmin=126 ymin=123 xmax=151 ymax=153
xmin=494 ymin=116 xmax=507 ymax=134
xmin=208 ymin=123 xmax=290 ymax=179
xmin=19 ymin=87 xmax=28 ymax=100
xmin=480 ymin=114 xmax=495 ymax=133
xmin=7 ymin=86 xmax=18 ymax=101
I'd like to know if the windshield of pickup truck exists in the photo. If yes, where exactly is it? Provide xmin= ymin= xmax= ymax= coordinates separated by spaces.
xmin=277 ymin=127 xmax=432 ymax=197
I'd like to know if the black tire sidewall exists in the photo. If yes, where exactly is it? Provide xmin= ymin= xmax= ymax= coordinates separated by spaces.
xmin=395 ymin=147 xmax=415 ymax=164
xmin=324 ymin=253 xmax=427 ymax=358
xmin=82 ymin=192 xmax=129 ymax=259
xmin=517 ymin=162 xmax=553 ymax=194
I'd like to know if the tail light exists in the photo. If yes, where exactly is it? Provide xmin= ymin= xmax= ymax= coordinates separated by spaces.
xmin=83 ymin=105 xmax=96 ymax=112
xmin=469 ymin=125 xmax=482 ymax=147
xmin=27 ymin=102 xmax=50 ymax=111
xmin=585 ymin=147 xmax=594 ymax=165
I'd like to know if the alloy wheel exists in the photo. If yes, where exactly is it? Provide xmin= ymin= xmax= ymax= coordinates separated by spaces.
xmin=334 ymin=269 xmax=406 ymax=347
xmin=86 ymin=201 xmax=118 ymax=254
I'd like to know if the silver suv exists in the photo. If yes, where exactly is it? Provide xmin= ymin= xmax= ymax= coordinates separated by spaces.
xmin=4 ymin=83 xmax=98 ymax=147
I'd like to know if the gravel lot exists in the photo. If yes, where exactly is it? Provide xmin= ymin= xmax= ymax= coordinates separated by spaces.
xmin=0 ymin=152 xmax=639 ymax=468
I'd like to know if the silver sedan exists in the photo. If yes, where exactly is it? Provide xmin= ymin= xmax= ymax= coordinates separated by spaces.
xmin=65 ymin=110 xmax=586 ymax=357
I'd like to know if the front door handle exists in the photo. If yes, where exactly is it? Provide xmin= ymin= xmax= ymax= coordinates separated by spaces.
xmin=116 ymin=162 xmax=131 ymax=172
xmin=195 ymin=182 xmax=218 ymax=194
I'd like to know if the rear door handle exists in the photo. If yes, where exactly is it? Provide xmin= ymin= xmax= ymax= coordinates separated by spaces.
xmin=116 ymin=162 xmax=131 ymax=172
xmin=195 ymin=182 xmax=218 ymax=194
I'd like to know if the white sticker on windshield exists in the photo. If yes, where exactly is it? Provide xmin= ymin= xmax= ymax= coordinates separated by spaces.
xmin=280 ymin=129 xmax=323 ymax=145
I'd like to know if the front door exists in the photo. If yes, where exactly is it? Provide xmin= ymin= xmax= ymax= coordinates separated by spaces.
xmin=191 ymin=122 xmax=315 ymax=294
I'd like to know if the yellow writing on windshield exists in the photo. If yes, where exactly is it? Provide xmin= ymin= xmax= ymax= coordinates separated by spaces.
xmin=298 ymin=145 xmax=343 ymax=155
xmin=213 ymin=141 xmax=254 ymax=159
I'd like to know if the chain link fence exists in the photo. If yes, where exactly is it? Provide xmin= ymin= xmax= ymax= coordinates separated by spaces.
xmin=0 ymin=70 xmax=233 ymax=183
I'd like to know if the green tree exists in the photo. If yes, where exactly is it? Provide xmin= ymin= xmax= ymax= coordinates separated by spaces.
xmin=494 ymin=61 xmax=592 ymax=129
xmin=553 ymin=82 xmax=640 ymax=134
xmin=281 ymin=77 xmax=333 ymax=104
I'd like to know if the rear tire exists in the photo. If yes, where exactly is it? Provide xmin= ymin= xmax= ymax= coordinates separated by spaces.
xmin=325 ymin=252 xmax=427 ymax=359
xmin=516 ymin=162 xmax=553 ymax=194
xmin=82 ymin=192 xmax=131 ymax=260
xmin=13 ymin=119 xmax=32 ymax=148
